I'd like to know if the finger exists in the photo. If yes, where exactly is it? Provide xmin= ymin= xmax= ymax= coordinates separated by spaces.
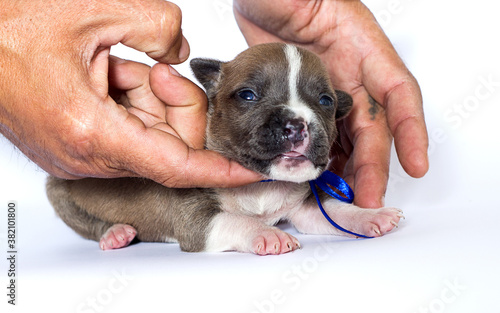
xmin=328 ymin=119 xmax=352 ymax=175
xmin=108 ymin=56 xmax=151 ymax=94
xmin=343 ymin=92 xmax=392 ymax=208
xmin=108 ymin=117 xmax=262 ymax=188
xmin=177 ymin=148 xmax=264 ymax=188
xmin=97 ymin=0 xmax=190 ymax=64
xmin=361 ymin=47 xmax=429 ymax=178
xmin=108 ymin=56 xmax=169 ymax=127
xmin=385 ymin=80 xmax=429 ymax=178
xmin=149 ymin=63 xmax=208 ymax=149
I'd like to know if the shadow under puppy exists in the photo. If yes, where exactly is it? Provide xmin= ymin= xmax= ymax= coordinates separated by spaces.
xmin=46 ymin=43 xmax=402 ymax=255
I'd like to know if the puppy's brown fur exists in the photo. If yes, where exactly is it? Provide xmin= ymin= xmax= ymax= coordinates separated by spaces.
xmin=47 ymin=43 xmax=402 ymax=254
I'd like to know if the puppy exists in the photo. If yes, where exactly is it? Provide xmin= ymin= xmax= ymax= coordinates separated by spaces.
xmin=46 ymin=43 xmax=402 ymax=255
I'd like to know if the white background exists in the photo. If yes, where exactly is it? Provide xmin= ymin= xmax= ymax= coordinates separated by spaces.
xmin=1 ymin=0 xmax=499 ymax=312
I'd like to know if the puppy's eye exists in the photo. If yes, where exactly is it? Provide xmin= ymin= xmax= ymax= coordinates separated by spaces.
xmin=319 ymin=95 xmax=334 ymax=106
xmin=238 ymin=89 xmax=258 ymax=101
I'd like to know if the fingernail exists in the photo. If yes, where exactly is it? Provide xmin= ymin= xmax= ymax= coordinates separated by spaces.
xmin=168 ymin=65 xmax=182 ymax=77
xmin=109 ymin=55 xmax=126 ymax=64
xmin=178 ymin=35 xmax=190 ymax=61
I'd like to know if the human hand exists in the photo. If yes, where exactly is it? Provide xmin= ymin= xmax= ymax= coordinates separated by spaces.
xmin=234 ymin=0 xmax=429 ymax=207
xmin=0 ymin=0 xmax=261 ymax=187
xmin=0 ymin=0 xmax=260 ymax=187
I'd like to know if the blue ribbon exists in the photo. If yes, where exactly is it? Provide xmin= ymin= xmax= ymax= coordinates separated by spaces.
xmin=310 ymin=170 xmax=354 ymax=203
xmin=262 ymin=170 xmax=373 ymax=239
xmin=309 ymin=171 xmax=373 ymax=239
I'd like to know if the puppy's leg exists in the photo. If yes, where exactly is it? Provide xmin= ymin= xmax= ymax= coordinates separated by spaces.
xmin=46 ymin=176 xmax=137 ymax=248
xmin=48 ymin=176 xmax=227 ymax=251
xmin=289 ymin=197 xmax=403 ymax=238
xmin=205 ymin=212 xmax=301 ymax=255
xmin=99 ymin=224 xmax=137 ymax=250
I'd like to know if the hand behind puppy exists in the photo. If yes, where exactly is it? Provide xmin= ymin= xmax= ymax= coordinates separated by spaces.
xmin=234 ymin=0 xmax=429 ymax=207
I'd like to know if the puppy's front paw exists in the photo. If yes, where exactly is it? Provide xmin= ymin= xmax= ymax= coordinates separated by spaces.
xmin=357 ymin=208 xmax=404 ymax=238
xmin=100 ymin=224 xmax=137 ymax=250
xmin=252 ymin=227 xmax=301 ymax=256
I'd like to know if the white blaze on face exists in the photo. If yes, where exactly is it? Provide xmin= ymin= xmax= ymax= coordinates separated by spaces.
xmin=283 ymin=44 xmax=315 ymax=124
xmin=267 ymin=45 xmax=322 ymax=183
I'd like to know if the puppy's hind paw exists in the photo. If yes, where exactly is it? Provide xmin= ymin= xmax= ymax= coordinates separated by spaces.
xmin=100 ymin=224 xmax=137 ymax=250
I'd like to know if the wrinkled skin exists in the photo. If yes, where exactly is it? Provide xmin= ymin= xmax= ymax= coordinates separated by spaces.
xmin=0 ymin=0 xmax=261 ymax=188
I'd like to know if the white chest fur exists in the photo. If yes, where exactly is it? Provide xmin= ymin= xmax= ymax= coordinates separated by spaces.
xmin=217 ymin=181 xmax=311 ymax=225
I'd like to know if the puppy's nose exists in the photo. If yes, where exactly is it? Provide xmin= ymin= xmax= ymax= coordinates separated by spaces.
xmin=284 ymin=120 xmax=307 ymax=144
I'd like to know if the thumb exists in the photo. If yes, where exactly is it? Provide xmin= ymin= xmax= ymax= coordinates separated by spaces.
xmin=114 ymin=122 xmax=263 ymax=188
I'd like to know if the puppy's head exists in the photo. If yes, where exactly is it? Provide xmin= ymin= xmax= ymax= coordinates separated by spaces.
xmin=191 ymin=43 xmax=352 ymax=183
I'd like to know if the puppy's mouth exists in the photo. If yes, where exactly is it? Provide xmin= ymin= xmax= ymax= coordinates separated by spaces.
xmin=267 ymin=150 xmax=322 ymax=182
xmin=277 ymin=151 xmax=309 ymax=161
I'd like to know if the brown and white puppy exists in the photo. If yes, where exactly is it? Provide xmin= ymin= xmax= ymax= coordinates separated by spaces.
xmin=46 ymin=43 xmax=402 ymax=255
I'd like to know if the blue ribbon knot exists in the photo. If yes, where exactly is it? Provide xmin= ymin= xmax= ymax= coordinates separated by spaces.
xmin=308 ymin=171 xmax=372 ymax=239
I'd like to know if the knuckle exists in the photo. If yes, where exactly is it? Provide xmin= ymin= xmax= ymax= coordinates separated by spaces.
xmin=163 ymin=1 xmax=182 ymax=24
xmin=109 ymin=0 xmax=184 ymax=61
xmin=64 ymin=121 xmax=97 ymax=160
xmin=145 ymin=2 xmax=182 ymax=40
xmin=153 ymin=2 xmax=183 ymax=53
xmin=57 ymin=116 xmax=104 ymax=176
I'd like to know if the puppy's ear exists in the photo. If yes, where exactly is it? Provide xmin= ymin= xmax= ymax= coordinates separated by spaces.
xmin=335 ymin=90 xmax=353 ymax=120
xmin=190 ymin=58 xmax=223 ymax=96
